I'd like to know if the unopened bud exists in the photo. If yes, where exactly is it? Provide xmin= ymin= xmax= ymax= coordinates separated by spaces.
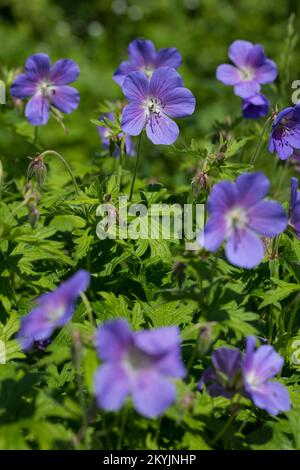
xmin=192 ymin=170 xmax=209 ymax=196
xmin=27 ymin=155 xmax=47 ymax=187
xmin=197 ymin=322 xmax=215 ymax=356
xmin=173 ymin=261 xmax=186 ymax=287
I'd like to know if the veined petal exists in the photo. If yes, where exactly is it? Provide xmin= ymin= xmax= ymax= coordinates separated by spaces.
xmin=121 ymin=103 xmax=147 ymax=136
xmin=225 ymin=228 xmax=264 ymax=268
xmin=246 ymin=44 xmax=266 ymax=67
xmin=128 ymin=39 xmax=156 ymax=66
xmin=146 ymin=113 xmax=179 ymax=145
xmin=25 ymin=93 xmax=50 ymax=125
xmin=162 ymin=87 xmax=196 ymax=117
xmin=50 ymin=59 xmax=79 ymax=85
xmin=246 ymin=381 xmax=291 ymax=415
xmin=236 ymin=172 xmax=270 ymax=207
xmin=155 ymin=47 xmax=182 ymax=69
xmin=248 ymin=200 xmax=287 ymax=236
xmin=50 ymin=85 xmax=80 ymax=113
xmin=113 ymin=61 xmax=137 ymax=86
xmin=122 ymin=71 xmax=149 ymax=102
xmin=207 ymin=180 xmax=238 ymax=214
xmin=25 ymin=53 xmax=51 ymax=81
xmin=10 ymin=73 xmax=37 ymax=98
xmin=149 ymin=67 xmax=184 ymax=99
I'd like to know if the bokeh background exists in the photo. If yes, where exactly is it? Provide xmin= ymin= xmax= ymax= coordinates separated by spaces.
xmin=1 ymin=0 xmax=300 ymax=190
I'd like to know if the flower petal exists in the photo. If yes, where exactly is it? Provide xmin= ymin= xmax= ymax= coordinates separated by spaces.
xmin=94 ymin=319 xmax=132 ymax=361
xmin=50 ymin=85 xmax=80 ymax=113
xmin=94 ymin=364 xmax=130 ymax=411
xmin=25 ymin=93 xmax=50 ymax=125
xmin=134 ymin=326 xmax=181 ymax=356
xmin=242 ymin=94 xmax=269 ymax=119
xmin=228 ymin=40 xmax=254 ymax=67
xmin=155 ymin=47 xmax=182 ymax=69
xmin=25 ymin=53 xmax=51 ymax=81
xmin=246 ymin=381 xmax=291 ymax=415
xmin=246 ymin=44 xmax=266 ymax=67
xmin=248 ymin=200 xmax=287 ymax=236
xmin=128 ymin=39 xmax=156 ymax=66
xmin=274 ymin=138 xmax=294 ymax=160
xmin=216 ymin=64 xmax=241 ymax=85
xmin=149 ymin=67 xmax=184 ymax=99
xmin=10 ymin=74 xmax=37 ymax=98
xmin=162 ymin=87 xmax=196 ymax=117
xmin=207 ymin=180 xmax=238 ymax=214
xmin=212 ymin=347 xmax=242 ymax=381
xmin=146 ymin=113 xmax=179 ymax=145
xmin=256 ymin=59 xmax=277 ymax=84
xmin=121 ymin=103 xmax=147 ymax=136
xmin=132 ymin=370 xmax=176 ymax=418
xmin=225 ymin=228 xmax=264 ymax=268
xmin=113 ymin=61 xmax=137 ymax=86
xmin=234 ymin=80 xmax=260 ymax=98
xmin=236 ymin=172 xmax=270 ymax=207
xmin=122 ymin=71 xmax=149 ymax=102
xmin=50 ymin=59 xmax=79 ymax=85
xmin=200 ymin=216 xmax=226 ymax=252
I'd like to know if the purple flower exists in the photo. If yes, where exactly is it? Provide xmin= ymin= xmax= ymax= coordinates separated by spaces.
xmin=199 ymin=337 xmax=291 ymax=415
xmin=289 ymin=177 xmax=300 ymax=238
xmin=269 ymin=105 xmax=300 ymax=160
xmin=10 ymin=53 xmax=80 ymax=126
xmin=113 ymin=39 xmax=182 ymax=86
xmin=242 ymin=337 xmax=291 ymax=415
xmin=242 ymin=94 xmax=269 ymax=119
xmin=98 ymin=112 xmax=135 ymax=157
xmin=121 ymin=67 xmax=195 ymax=145
xmin=292 ymin=149 xmax=300 ymax=171
xmin=198 ymin=348 xmax=243 ymax=398
xmin=17 ymin=270 xmax=90 ymax=351
xmin=217 ymin=40 xmax=277 ymax=98
xmin=94 ymin=319 xmax=186 ymax=418
xmin=199 ymin=172 xmax=287 ymax=268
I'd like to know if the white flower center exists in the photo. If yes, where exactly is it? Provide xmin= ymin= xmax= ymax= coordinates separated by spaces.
xmin=140 ymin=65 xmax=154 ymax=77
xmin=37 ymin=80 xmax=55 ymax=98
xmin=226 ymin=206 xmax=248 ymax=233
xmin=143 ymin=96 xmax=163 ymax=116
xmin=245 ymin=371 xmax=261 ymax=389
xmin=123 ymin=346 xmax=152 ymax=376
xmin=239 ymin=66 xmax=255 ymax=81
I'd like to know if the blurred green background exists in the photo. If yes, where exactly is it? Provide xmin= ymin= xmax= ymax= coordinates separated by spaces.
xmin=1 ymin=0 xmax=300 ymax=190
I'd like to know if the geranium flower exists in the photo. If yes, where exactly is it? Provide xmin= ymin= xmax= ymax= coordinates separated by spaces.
xmin=98 ymin=112 xmax=135 ymax=157
xmin=242 ymin=94 xmax=269 ymax=119
xmin=269 ymin=105 xmax=300 ymax=160
xmin=10 ymin=53 xmax=80 ymax=125
xmin=121 ymin=67 xmax=195 ymax=145
xmin=199 ymin=337 xmax=291 ymax=415
xmin=17 ymin=270 xmax=90 ymax=351
xmin=198 ymin=348 xmax=243 ymax=398
xmin=94 ymin=319 xmax=186 ymax=418
xmin=113 ymin=39 xmax=182 ymax=86
xmin=289 ymin=177 xmax=300 ymax=238
xmin=242 ymin=337 xmax=291 ymax=415
xmin=199 ymin=172 xmax=287 ymax=268
xmin=217 ymin=40 xmax=277 ymax=98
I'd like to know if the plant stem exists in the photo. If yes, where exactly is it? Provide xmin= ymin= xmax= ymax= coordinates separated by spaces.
xmin=251 ymin=116 xmax=271 ymax=165
xmin=39 ymin=150 xmax=80 ymax=196
xmin=80 ymin=292 xmax=95 ymax=327
xmin=118 ymin=138 xmax=125 ymax=191
xmin=285 ymin=294 xmax=300 ymax=356
xmin=129 ymin=132 xmax=143 ymax=202
xmin=33 ymin=126 xmax=38 ymax=146
xmin=116 ymin=403 xmax=130 ymax=450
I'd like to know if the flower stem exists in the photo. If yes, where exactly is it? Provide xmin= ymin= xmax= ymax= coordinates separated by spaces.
xmin=129 ymin=132 xmax=143 ymax=202
xmin=118 ymin=137 xmax=125 ymax=191
xmin=33 ymin=126 xmax=39 ymax=146
xmin=39 ymin=150 xmax=80 ymax=196
xmin=116 ymin=402 xmax=130 ymax=450
xmin=251 ymin=116 xmax=272 ymax=165
xmin=80 ymin=292 xmax=95 ymax=327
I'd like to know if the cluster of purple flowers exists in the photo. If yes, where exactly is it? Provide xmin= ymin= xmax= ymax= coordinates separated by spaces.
xmin=217 ymin=40 xmax=277 ymax=119
xmin=199 ymin=337 xmax=291 ymax=415
xmin=114 ymin=39 xmax=196 ymax=145
xmin=269 ymin=105 xmax=300 ymax=160
xmin=199 ymin=172 xmax=287 ymax=268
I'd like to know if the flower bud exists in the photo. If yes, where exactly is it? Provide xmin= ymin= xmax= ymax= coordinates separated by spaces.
xmin=27 ymin=155 xmax=47 ymax=187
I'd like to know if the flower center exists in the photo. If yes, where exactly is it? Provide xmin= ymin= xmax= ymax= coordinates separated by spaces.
xmin=47 ymin=303 xmax=66 ymax=323
xmin=239 ymin=66 xmax=255 ymax=81
xmin=245 ymin=371 xmax=261 ymax=389
xmin=226 ymin=206 xmax=248 ymax=232
xmin=37 ymin=80 xmax=55 ymax=98
xmin=144 ymin=96 xmax=163 ymax=116
xmin=123 ymin=345 xmax=152 ymax=376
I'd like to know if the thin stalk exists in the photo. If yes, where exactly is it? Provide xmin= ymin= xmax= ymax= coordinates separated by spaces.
xmin=39 ymin=150 xmax=80 ymax=196
xmin=80 ymin=292 xmax=95 ymax=327
xmin=251 ymin=116 xmax=272 ymax=165
xmin=129 ymin=132 xmax=143 ymax=202
xmin=118 ymin=138 xmax=125 ymax=191
xmin=116 ymin=403 xmax=130 ymax=450
xmin=33 ymin=126 xmax=38 ymax=146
